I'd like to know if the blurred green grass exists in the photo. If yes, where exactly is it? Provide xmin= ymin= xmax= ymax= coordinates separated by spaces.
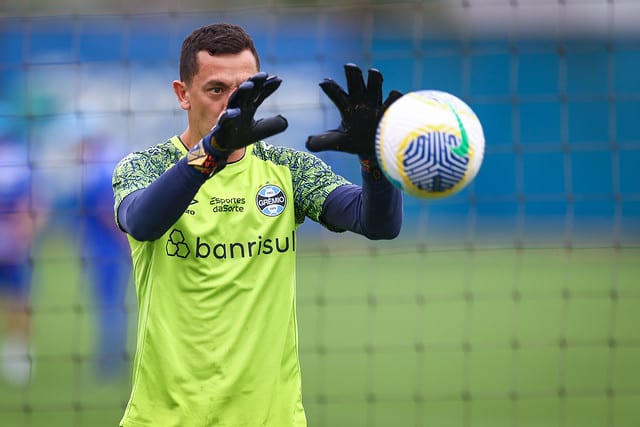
xmin=1 ymin=230 xmax=639 ymax=426
xmin=296 ymin=244 xmax=640 ymax=427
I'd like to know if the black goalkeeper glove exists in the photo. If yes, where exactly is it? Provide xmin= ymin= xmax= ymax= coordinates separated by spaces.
xmin=305 ymin=63 xmax=403 ymax=158
xmin=188 ymin=72 xmax=288 ymax=176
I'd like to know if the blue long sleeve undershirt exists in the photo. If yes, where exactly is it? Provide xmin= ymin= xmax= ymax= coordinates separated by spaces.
xmin=117 ymin=156 xmax=402 ymax=242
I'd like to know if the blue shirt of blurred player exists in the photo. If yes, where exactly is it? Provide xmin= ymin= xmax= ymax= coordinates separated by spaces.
xmin=0 ymin=137 xmax=37 ymax=386
xmin=0 ymin=153 xmax=32 ymax=298
xmin=78 ymin=138 xmax=132 ymax=379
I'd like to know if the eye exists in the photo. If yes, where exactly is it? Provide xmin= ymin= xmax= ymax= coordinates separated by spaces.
xmin=209 ymin=87 xmax=223 ymax=95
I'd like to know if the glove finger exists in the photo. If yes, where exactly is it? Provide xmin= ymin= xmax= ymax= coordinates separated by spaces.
xmin=248 ymin=71 xmax=268 ymax=85
xmin=344 ymin=63 xmax=365 ymax=103
xmin=319 ymin=79 xmax=350 ymax=115
xmin=253 ymin=75 xmax=282 ymax=108
xmin=382 ymin=90 xmax=403 ymax=112
xmin=365 ymin=68 xmax=383 ymax=107
xmin=218 ymin=107 xmax=241 ymax=125
xmin=305 ymin=131 xmax=349 ymax=153
xmin=251 ymin=115 xmax=288 ymax=142
xmin=228 ymin=72 xmax=268 ymax=109
xmin=227 ymin=80 xmax=256 ymax=109
xmin=247 ymin=72 xmax=268 ymax=98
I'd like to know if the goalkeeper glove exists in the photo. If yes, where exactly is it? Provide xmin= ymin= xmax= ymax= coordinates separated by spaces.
xmin=188 ymin=72 xmax=288 ymax=176
xmin=305 ymin=63 xmax=403 ymax=158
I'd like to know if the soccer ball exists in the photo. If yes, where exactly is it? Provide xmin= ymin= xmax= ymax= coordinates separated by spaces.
xmin=376 ymin=90 xmax=485 ymax=199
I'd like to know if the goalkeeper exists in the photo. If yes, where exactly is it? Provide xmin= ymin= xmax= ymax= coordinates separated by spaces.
xmin=113 ymin=22 xmax=402 ymax=427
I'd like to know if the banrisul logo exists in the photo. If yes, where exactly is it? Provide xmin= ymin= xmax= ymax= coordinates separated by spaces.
xmin=256 ymin=184 xmax=286 ymax=217
xmin=166 ymin=229 xmax=191 ymax=258
xmin=165 ymin=228 xmax=296 ymax=260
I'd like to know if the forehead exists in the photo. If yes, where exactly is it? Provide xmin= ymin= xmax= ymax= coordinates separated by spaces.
xmin=193 ymin=49 xmax=258 ymax=85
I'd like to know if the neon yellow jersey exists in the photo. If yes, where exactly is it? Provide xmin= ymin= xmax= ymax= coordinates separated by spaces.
xmin=113 ymin=137 xmax=349 ymax=427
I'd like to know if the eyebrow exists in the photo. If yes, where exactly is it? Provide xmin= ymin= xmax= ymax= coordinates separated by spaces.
xmin=202 ymin=79 xmax=233 ymax=90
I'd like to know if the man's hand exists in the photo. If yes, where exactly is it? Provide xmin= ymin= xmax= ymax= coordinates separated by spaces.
xmin=187 ymin=72 xmax=288 ymax=176
xmin=204 ymin=72 xmax=288 ymax=153
xmin=306 ymin=63 xmax=402 ymax=157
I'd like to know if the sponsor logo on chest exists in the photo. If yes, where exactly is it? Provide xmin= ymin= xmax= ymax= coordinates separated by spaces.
xmin=184 ymin=183 xmax=288 ymax=218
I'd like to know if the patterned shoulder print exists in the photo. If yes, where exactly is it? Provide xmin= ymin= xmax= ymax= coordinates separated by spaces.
xmin=112 ymin=140 xmax=183 ymax=209
xmin=251 ymin=141 xmax=350 ymax=225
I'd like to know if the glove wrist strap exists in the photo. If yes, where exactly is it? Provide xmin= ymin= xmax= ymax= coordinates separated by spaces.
xmin=359 ymin=157 xmax=384 ymax=181
xmin=187 ymin=140 xmax=228 ymax=177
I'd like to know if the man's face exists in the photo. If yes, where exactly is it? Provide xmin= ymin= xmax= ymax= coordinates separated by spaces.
xmin=179 ymin=49 xmax=258 ymax=141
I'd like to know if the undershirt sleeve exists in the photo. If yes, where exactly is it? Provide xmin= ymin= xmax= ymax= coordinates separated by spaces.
xmin=320 ymin=169 xmax=402 ymax=240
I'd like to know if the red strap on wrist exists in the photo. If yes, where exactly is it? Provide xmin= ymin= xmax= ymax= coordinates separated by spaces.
xmin=360 ymin=158 xmax=383 ymax=180
xmin=187 ymin=141 xmax=225 ymax=177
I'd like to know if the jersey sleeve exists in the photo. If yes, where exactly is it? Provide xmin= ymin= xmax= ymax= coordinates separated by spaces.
xmin=288 ymin=149 xmax=350 ymax=228
xmin=112 ymin=142 xmax=182 ymax=226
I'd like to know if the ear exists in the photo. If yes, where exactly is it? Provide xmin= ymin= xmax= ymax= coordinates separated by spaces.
xmin=173 ymin=80 xmax=190 ymax=110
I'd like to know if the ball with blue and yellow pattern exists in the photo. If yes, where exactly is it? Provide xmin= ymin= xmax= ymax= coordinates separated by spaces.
xmin=376 ymin=90 xmax=485 ymax=199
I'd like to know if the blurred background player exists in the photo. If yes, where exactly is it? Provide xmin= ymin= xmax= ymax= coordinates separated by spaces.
xmin=0 ymin=134 xmax=43 ymax=386
xmin=78 ymin=136 xmax=132 ymax=380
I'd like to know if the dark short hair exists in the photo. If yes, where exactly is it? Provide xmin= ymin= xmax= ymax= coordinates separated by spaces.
xmin=179 ymin=23 xmax=260 ymax=85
